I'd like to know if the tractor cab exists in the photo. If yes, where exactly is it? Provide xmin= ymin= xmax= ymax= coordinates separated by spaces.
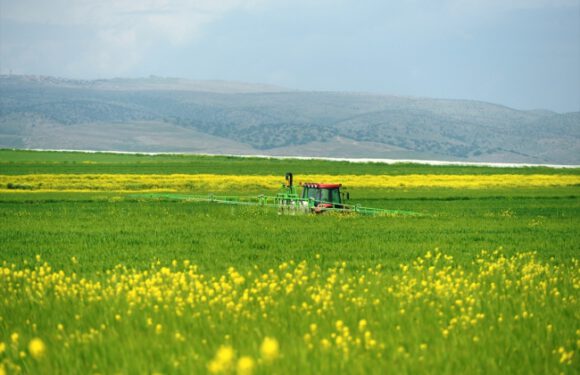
xmin=279 ymin=172 xmax=349 ymax=213
xmin=300 ymin=182 xmax=344 ymax=210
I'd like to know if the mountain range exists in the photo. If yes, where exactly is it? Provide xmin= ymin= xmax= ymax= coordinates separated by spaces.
xmin=1 ymin=75 xmax=578 ymax=164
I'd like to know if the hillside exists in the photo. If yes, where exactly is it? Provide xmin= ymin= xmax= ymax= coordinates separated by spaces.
xmin=0 ymin=75 xmax=578 ymax=164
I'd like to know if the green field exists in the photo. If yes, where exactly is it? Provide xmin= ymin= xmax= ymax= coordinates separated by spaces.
xmin=2 ymin=149 xmax=578 ymax=175
xmin=0 ymin=150 xmax=578 ymax=374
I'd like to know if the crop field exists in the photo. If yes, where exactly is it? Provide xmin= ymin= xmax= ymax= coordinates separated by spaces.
xmin=2 ymin=173 xmax=579 ymax=192
xmin=0 ymin=150 xmax=579 ymax=374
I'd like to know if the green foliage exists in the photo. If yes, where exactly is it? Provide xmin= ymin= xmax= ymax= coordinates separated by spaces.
xmin=0 ymin=187 xmax=578 ymax=273
xmin=1 ymin=149 xmax=578 ymax=176
xmin=0 ymin=150 xmax=579 ymax=374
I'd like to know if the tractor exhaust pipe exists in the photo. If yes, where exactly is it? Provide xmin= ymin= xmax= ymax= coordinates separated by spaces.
xmin=285 ymin=172 xmax=293 ymax=187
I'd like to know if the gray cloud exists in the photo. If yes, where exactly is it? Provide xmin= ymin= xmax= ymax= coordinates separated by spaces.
xmin=0 ymin=0 xmax=578 ymax=111
xmin=0 ymin=0 xmax=265 ymax=75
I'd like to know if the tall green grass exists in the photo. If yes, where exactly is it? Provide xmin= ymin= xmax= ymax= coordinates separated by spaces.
xmin=2 ymin=149 xmax=578 ymax=175
xmin=0 ymin=150 xmax=578 ymax=374
xmin=0 ymin=187 xmax=578 ymax=273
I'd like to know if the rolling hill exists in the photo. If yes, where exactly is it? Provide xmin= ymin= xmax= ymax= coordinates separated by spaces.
xmin=0 ymin=75 xmax=578 ymax=164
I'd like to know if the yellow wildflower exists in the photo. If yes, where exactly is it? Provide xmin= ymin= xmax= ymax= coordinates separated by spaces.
xmin=260 ymin=337 xmax=280 ymax=363
xmin=358 ymin=319 xmax=367 ymax=332
xmin=28 ymin=338 xmax=46 ymax=359
xmin=236 ymin=356 xmax=255 ymax=375
xmin=208 ymin=345 xmax=235 ymax=374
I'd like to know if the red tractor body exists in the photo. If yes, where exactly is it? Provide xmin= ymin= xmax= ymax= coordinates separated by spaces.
xmin=300 ymin=182 xmax=345 ymax=211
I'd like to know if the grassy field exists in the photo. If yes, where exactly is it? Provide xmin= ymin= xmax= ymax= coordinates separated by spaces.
xmin=0 ymin=150 xmax=579 ymax=374
xmin=2 ymin=149 xmax=578 ymax=175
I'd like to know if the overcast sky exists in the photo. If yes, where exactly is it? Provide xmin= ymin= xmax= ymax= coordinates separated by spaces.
xmin=1 ymin=0 xmax=579 ymax=112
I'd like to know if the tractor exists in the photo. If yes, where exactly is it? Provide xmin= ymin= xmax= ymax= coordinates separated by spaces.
xmin=131 ymin=172 xmax=420 ymax=217
xmin=279 ymin=172 xmax=349 ymax=213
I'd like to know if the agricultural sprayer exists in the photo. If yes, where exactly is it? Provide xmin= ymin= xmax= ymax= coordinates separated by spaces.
xmin=131 ymin=172 xmax=420 ymax=216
